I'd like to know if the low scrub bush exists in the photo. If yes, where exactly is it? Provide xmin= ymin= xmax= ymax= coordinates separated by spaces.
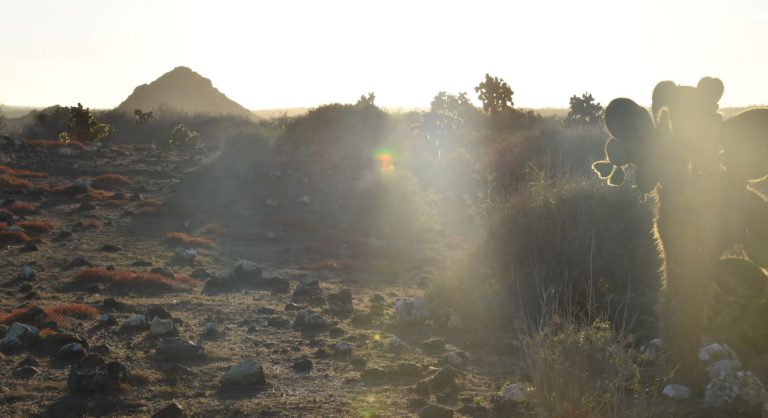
xmin=164 ymin=232 xmax=213 ymax=247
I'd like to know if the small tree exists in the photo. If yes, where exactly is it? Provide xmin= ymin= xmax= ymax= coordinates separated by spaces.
xmin=58 ymin=103 xmax=112 ymax=143
xmin=356 ymin=92 xmax=376 ymax=107
xmin=134 ymin=109 xmax=154 ymax=126
xmin=565 ymin=92 xmax=603 ymax=127
xmin=474 ymin=73 xmax=514 ymax=115
xmin=167 ymin=123 xmax=201 ymax=148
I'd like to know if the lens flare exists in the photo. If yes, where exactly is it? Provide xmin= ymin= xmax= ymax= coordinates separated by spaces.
xmin=375 ymin=148 xmax=395 ymax=173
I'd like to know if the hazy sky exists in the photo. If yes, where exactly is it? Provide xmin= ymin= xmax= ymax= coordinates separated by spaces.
xmin=1 ymin=0 xmax=767 ymax=110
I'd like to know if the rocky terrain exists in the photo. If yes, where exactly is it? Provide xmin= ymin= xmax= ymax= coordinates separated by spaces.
xmin=0 ymin=138 xmax=528 ymax=418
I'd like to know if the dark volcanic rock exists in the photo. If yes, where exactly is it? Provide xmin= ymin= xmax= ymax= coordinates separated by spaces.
xmin=152 ymin=401 xmax=187 ymax=418
xmin=292 ymin=357 xmax=313 ymax=373
xmin=156 ymin=337 xmax=206 ymax=361
xmin=327 ymin=288 xmax=353 ymax=315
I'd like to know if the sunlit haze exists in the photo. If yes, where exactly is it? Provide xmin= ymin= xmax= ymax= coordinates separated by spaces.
xmin=1 ymin=0 xmax=767 ymax=110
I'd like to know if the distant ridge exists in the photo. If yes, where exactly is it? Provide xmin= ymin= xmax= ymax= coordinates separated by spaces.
xmin=115 ymin=66 xmax=253 ymax=117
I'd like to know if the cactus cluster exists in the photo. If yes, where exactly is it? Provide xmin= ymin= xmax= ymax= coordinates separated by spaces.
xmin=592 ymin=77 xmax=768 ymax=387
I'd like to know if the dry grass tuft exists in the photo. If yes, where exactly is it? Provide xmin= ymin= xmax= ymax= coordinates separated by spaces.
xmin=8 ymin=202 xmax=37 ymax=215
xmin=17 ymin=220 xmax=56 ymax=233
xmin=72 ymin=268 xmax=199 ymax=291
xmin=91 ymin=173 xmax=133 ymax=189
xmin=164 ymin=232 xmax=213 ymax=248
xmin=0 ymin=165 xmax=49 ymax=178
xmin=0 ymin=174 xmax=34 ymax=190
xmin=0 ymin=230 xmax=33 ymax=243
xmin=135 ymin=199 xmax=163 ymax=208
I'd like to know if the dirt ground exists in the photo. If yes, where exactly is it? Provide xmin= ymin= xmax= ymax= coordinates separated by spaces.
xmin=0 ymin=141 xmax=529 ymax=417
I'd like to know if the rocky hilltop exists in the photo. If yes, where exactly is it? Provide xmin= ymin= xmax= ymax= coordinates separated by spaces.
xmin=115 ymin=66 xmax=253 ymax=117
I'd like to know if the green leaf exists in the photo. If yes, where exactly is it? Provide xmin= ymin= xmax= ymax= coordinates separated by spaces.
xmin=592 ymin=161 xmax=614 ymax=179
xmin=608 ymin=165 xmax=625 ymax=186
xmin=715 ymin=257 xmax=767 ymax=299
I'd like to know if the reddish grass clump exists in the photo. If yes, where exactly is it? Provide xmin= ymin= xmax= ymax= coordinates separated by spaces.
xmin=79 ymin=219 xmax=104 ymax=229
xmin=0 ymin=165 xmax=49 ymax=178
xmin=0 ymin=303 xmax=98 ymax=327
xmin=164 ymin=232 xmax=213 ymax=248
xmin=72 ymin=268 xmax=199 ymax=291
xmin=17 ymin=221 xmax=56 ymax=233
xmin=135 ymin=199 xmax=163 ymax=208
xmin=78 ymin=189 xmax=114 ymax=202
xmin=47 ymin=303 xmax=99 ymax=319
xmin=0 ymin=230 xmax=33 ymax=243
xmin=91 ymin=173 xmax=133 ymax=189
xmin=103 ymin=199 xmax=129 ymax=207
xmin=8 ymin=202 xmax=37 ymax=215
xmin=200 ymin=223 xmax=231 ymax=237
xmin=0 ymin=174 xmax=34 ymax=190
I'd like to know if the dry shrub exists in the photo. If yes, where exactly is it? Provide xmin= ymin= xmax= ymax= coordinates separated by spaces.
xmin=0 ymin=230 xmax=33 ymax=243
xmin=0 ymin=165 xmax=49 ymax=178
xmin=0 ymin=174 xmax=34 ymax=190
xmin=0 ymin=222 xmax=7 ymax=229
xmin=17 ymin=221 xmax=56 ymax=233
xmin=90 ymin=174 xmax=132 ymax=189
xmin=72 ymin=268 xmax=199 ymax=291
xmin=49 ymin=183 xmax=87 ymax=196
xmin=9 ymin=202 xmax=37 ymax=215
xmin=27 ymin=139 xmax=87 ymax=150
xmin=164 ymin=232 xmax=213 ymax=248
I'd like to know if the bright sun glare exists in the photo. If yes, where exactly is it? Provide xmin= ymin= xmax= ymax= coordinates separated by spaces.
xmin=0 ymin=0 xmax=766 ymax=109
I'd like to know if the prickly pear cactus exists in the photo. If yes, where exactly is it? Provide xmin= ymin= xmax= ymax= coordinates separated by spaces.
xmin=592 ymin=77 xmax=768 ymax=388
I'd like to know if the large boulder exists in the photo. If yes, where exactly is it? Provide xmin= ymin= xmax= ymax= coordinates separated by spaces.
xmin=705 ymin=370 xmax=768 ymax=416
xmin=232 ymin=260 xmax=263 ymax=282
xmin=1 ymin=323 xmax=39 ymax=351
xmin=395 ymin=299 xmax=430 ymax=325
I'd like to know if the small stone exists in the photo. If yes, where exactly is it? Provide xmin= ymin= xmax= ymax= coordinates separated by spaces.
xmin=222 ymin=358 xmax=266 ymax=386
xmin=395 ymin=298 xmax=430 ymax=325
xmin=174 ymin=248 xmax=197 ymax=261
xmin=18 ymin=265 xmax=36 ymax=281
xmin=292 ymin=310 xmax=326 ymax=330
xmin=150 ymin=317 xmax=175 ymax=336
xmin=292 ymin=278 xmax=324 ymax=302
xmin=55 ymin=342 xmax=88 ymax=362
xmin=640 ymin=338 xmax=663 ymax=357
xmin=334 ymin=341 xmax=352 ymax=356
xmin=1 ymin=322 xmax=39 ymax=350
xmin=419 ymin=404 xmax=454 ymax=418
xmin=232 ymin=260 xmax=263 ymax=282
xmin=152 ymin=401 xmax=186 ymax=418
xmin=388 ymin=336 xmax=403 ymax=352
xmin=297 ymin=196 xmax=310 ymax=204
xmin=663 ymin=384 xmax=691 ymax=400
xmin=327 ymin=288 xmax=353 ymax=315
xmin=98 ymin=313 xmax=117 ymax=326
xmin=202 ymin=322 xmax=217 ymax=337
xmin=64 ymin=256 xmax=91 ymax=269
xmin=121 ymin=315 xmax=148 ymax=332
xmin=13 ymin=366 xmax=39 ymax=379
xmin=22 ymin=242 xmax=38 ymax=252
xmin=292 ymin=357 xmax=313 ymax=373
xmin=100 ymin=244 xmax=122 ymax=252
xmin=156 ymin=337 xmax=206 ymax=361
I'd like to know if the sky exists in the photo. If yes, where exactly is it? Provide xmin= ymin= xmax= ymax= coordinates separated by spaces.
xmin=1 ymin=0 xmax=767 ymax=110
